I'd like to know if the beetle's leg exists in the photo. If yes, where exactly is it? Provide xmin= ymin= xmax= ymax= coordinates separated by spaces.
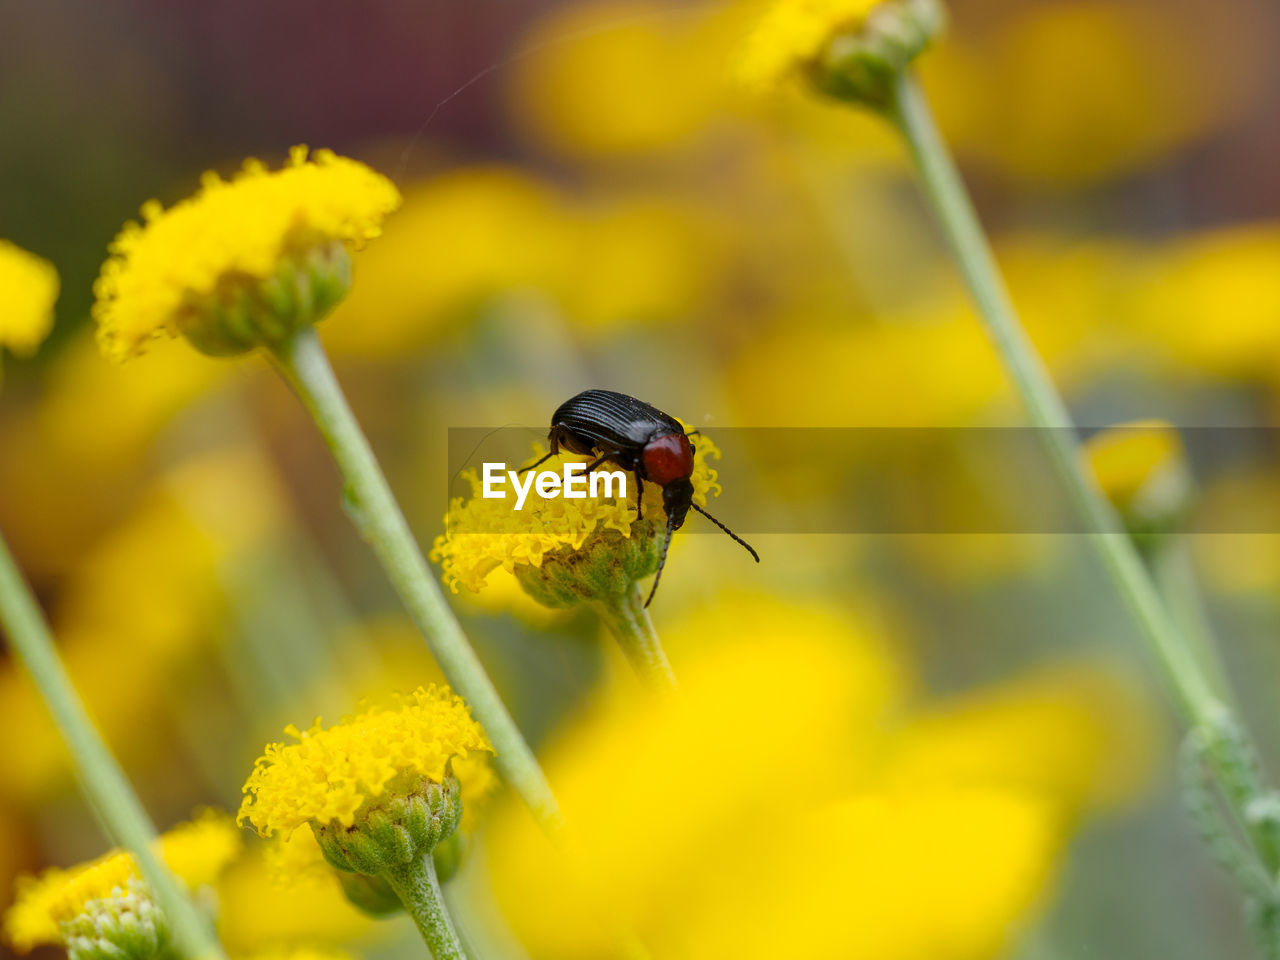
xmin=517 ymin=451 xmax=555 ymax=475
xmin=685 ymin=429 xmax=702 ymax=438
xmin=635 ymin=473 xmax=644 ymax=520
xmin=518 ymin=431 xmax=561 ymax=475
xmin=582 ymin=453 xmax=613 ymax=474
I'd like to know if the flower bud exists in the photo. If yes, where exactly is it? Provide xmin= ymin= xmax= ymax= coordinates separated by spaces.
xmin=811 ymin=0 xmax=946 ymax=107
xmin=177 ymin=241 xmax=352 ymax=357
xmin=741 ymin=0 xmax=946 ymax=108
xmin=60 ymin=891 xmax=167 ymax=960
xmin=1084 ymin=420 xmax=1192 ymax=542
xmin=312 ymin=774 xmax=463 ymax=877
xmin=512 ymin=523 xmax=662 ymax=608
xmin=334 ymin=873 xmax=403 ymax=917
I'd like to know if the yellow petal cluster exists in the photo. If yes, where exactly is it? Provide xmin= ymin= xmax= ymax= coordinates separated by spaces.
xmin=93 ymin=146 xmax=401 ymax=361
xmin=237 ymin=686 xmax=490 ymax=838
xmin=431 ymin=434 xmax=721 ymax=595
xmin=0 ymin=239 xmax=58 ymax=358
xmin=739 ymin=0 xmax=882 ymax=89
xmin=3 ymin=812 xmax=240 ymax=952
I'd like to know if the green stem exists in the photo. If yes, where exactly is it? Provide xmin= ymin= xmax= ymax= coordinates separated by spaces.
xmin=0 ymin=532 xmax=225 ymax=960
xmin=1149 ymin=537 xmax=1235 ymax=705
xmin=268 ymin=328 xmax=561 ymax=832
xmin=382 ymin=855 xmax=466 ymax=960
xmin=592 ymin=584 xmax=678 ymax=690
xmin=884 ymin=72 xmax=1278 ymax=873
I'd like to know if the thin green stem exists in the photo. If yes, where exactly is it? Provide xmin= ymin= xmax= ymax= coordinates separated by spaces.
xmin=1149 ymin=536 xmax=1235 ymax=705
xmin=884 ymin=71 xmax=1279 ymax=876
xmin=382 ymin=855 xmax=466 ymax=960
xmin=592 ymin=584 xmax=678 ymax=690
xmin=268 ymin=328 xmax=562 ymax=832
xmin=0 ymin=532 xmax=225 ymax=960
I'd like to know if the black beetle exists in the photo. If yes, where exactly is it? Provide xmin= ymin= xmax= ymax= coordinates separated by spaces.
xmin=522 ymin=389 xmax=759 ymax=606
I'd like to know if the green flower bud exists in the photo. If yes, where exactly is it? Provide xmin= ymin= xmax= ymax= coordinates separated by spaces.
xmin=60 ymin=891 xmax=168 ymax=960
xmin=512 ymin=522 xmax=663 ymax=608
xmin=178 ymin=241 xmax=352 ymax=357
xmin=335 ymin=872 xmax=404 ymax=917
xmin=312 ymin=774 xmax=463 ymax=877
xmin=810 ymin=0 xmax=947 ymax=108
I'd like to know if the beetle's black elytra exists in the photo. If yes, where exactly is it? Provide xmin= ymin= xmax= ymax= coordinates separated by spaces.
xmin=525 ymin=389 xmax=759 ymax=606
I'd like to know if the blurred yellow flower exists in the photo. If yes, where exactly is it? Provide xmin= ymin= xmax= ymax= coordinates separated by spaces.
xmin=238 ymin=686 xmax=491 ymax=837
xmin=509 ymin=0 xmax=733 ymax=158
xmin=888 ymin=663 xmax=1160 ymax=813
xmin=946 ymin=2 xmax=1232 ymax=186
xmin=1084 ymin=420 xmax=1189 ymax=531
xmin=322 ymin=167 xmax=571 ymax=358
xmin=0 ymin=480 xmax=234 ymax=804
xmin=486 ymin=593 xmax=1157 ymax=958
xmin=739 ymin=0 xmax=881 ymax=89
xmin=216 ymin=843 xmax=374 ymax=952
xmin=1135 ymin=224 xmax=1280 ymax=381
xmin=0 ymin=240 xmax=58 ymax=360
xmin=4 ymin=812 xmax=239 ymax=952
xmin=93 ymin=146 xmax=400 ymax=361
xmin=430 ymin=435 xmax=721 ymax=596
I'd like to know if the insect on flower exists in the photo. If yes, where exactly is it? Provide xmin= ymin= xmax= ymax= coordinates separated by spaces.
xmin=522 ymin=389 xmax=759 ymax=606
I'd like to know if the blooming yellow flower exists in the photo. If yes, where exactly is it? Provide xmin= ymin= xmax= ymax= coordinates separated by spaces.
xmin=740 ymin=0 xmax=882 ymax=90
xmin=237 ymin=686 xmax=491 ymax=838
xmin=3 ymin=811 xmax=240 ymax=952
xmin=93 ymin=146 xmax=400 ymax=361
xmin=0 ymin=240 xmax=58 ymax=360
xmin=431 ymin=435 xmax=721 ymax=597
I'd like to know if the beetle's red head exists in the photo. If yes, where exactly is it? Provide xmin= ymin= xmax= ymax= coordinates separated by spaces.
xmin=641 ymin=432 xmax=693 ymax=486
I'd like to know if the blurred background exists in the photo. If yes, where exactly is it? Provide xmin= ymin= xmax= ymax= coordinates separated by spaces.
xmin=3 ymin=0 xmax=1280 ymax=957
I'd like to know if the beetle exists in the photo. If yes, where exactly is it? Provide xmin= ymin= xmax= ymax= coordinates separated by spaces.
xmin=521 ymin=389 xmax=759 ymax=606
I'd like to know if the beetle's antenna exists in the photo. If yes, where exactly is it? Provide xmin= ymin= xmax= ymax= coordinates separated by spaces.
xmin=691 ymin=503 xmax=760 ymax=562
xmin=644 ymin=513 xmax=678 ymax=607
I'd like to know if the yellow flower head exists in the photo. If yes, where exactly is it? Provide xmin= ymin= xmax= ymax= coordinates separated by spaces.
xmin=93 ymin=146 xmax=401 ymax=361
xmin=430 ymin=433 xmax=722 ymax=601
xmin=3 ymin=812 xmax=240 ymax=953
xmin=0 ymin=239 xmax=58 ymax=358
xmin=237 ymin=685 xmax=490 ymax=838
xmin=740 ymin=0 xmax=882 ymax=89
xmin=1084 ymin=419 xmax=1190 ymax=537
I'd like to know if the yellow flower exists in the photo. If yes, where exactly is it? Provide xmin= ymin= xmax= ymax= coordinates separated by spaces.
xmin=321 ymin=166 xmax=572 ymax=358
xmin=0 ymin=240 xmax=58 ymax=360
xmin=4 ymin=812 xmax=240 ymax=952
xmin=1085 ymin=420 xmax=1185 ymax=510
xmin=1135 ymin=224 xmax=1280 ymax=381
xmin=237 ymin=686 xmax=490 ymax=838
xmin=508 ymin=0 xmax=734 ymax=158
xmin=941 ymin=2 xmax=1249 ymax=187
xmin=430 ymin=433 xmax=721 ymax=599
xmin=93 ymin=146 xmax=400 ymax=361
xmin=487 ymin=592 xmax=1157 ymax=958
xmin=216 ymin=843 xmax=374 ymax=952
xmin=740 ymin=0 xmax=882 ymax=90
